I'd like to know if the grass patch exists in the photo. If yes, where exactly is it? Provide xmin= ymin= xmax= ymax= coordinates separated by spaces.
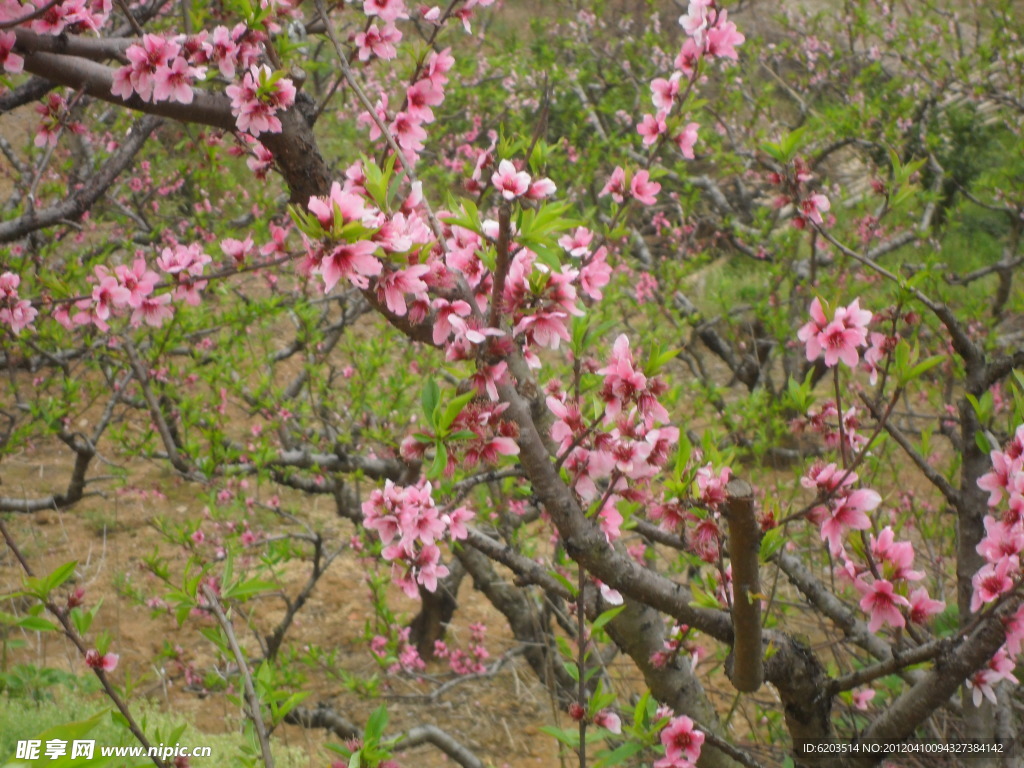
xmin=0 ymin=668 xmax=311 ymax=768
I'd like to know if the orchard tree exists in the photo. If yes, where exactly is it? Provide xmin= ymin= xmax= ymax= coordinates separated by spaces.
xmin=2 ymin=0 xmax=1024 ymax=767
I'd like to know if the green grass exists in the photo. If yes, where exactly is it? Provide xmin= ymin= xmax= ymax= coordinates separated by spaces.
xmin=0 ymin=669 xmax=311 ymax=768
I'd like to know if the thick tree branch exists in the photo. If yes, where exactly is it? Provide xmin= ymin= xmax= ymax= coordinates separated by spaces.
xmin=0 ymin=434 xmax=98 ymax=512
xmin=855 ymin=597 xmax=1021 ymax=763
xmin=20 ymin=49 xmax=237 ymax=128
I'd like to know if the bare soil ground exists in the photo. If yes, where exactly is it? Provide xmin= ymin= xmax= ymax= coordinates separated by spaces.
xmin=0 ymin=440 xmax=572 ymax=767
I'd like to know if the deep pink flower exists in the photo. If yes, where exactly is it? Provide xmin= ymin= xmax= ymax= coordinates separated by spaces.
xmin=210 ymin=26 xmax=239 ymax=78
xmin=355 ymin=23 xmax=401 ymax=61
xmin=907 ymin=587 xmax=945 ymax=624
xmin=425 ymin=47 xmax=455 ymax=87
xmin=391 ymin=111 xmax=427 ymax=153
xmin=852 ymin=688 xmax=875 ymax=710
xmin=0 ymin=31 xmax=24 ymax=74
xmin=115 ymin=258 xmax=159 ymax=308
xmin=870 ymin=526 xmax=924 ymax=582
xmin=558 ymin=226 xmax=594 ymax=258
xmin=976 ymin=514 xmax=1024 ymax=567
xmin=319 ymin=241 xmax=382 ymax=292
xmin=678 ymin=0 xmax=711 ymax=41
xmin=638 ymin=112 xmax=668 ymax=146
xmin=525 ymin=177 xmax=557 ymax=200
xmin=363 ymin=0 xmax=408 ymax=23
xmin=674 ymin=122 xmax=699 ymax=159
xmin=85 ymin=649 xmax=119 ymax=672
xmin=971 ymin=559 xmax=1014 ymax=612
xmin=705 ymin=11 xmax=745 ymax=60
xmin=91 ymin=268 xmax=131 ymax=321
xmin=801 ymin=461 xmax=857 ymax=494
xmin=308 ymin=182 xmax=370 ymax=231
xmin=966 ymin=649 xmax=1019 ymax=707
xmin=598 ymin=334 xmax=647 ymax=419
xmin=513 ymin=311 xmax=570 ymax=350
xmin=375 ymin=265 xmax=429 ymax=316
xmin=696 ymin=464 xmax=731 ymax=509
xmin=491 ymin=159 xmax=531 ymax=200
xmin=579 ymin=246 xmax=611 ymax=300
xmin=405 ymin=78 xmax=444 ymax=122
xmin=660 ymin=715 xmax=704 ymax=765
xmin=153 ymin=57 xmax=201 ymax=104
xmin=818 ymin=488 xmax=880 ymax=554
xmin=594 ymin=710 xmax=622 ymax=734
xmin=651 ymin=72 xmax=682 ymax=110
xmin=800 ymin=192 xmax=831 ymax=225
xmin=978 ymin=450 xmax=1019 ymax=507
xmin=630 ymin=169 xmax=661 ymax=206
xmin=0 ymin=299 xmax=37 ymax=334
xmin=32 ymin=0 xmax=71 ymax=35
xmin=599 ymin=166 xmax=627 ymax=203
xmin=431 ymin=298 xmax=472 ymax=345
xmin=856 ymin=578 xmax=909 ymax=633
xmin=131 ymin=293 xmax=173 ymax=328
xmin=797 ymin=297 xmax=872 ymax=368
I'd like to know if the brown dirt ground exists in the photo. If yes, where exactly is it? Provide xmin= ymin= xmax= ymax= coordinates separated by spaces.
xmin=1 ymin=422 xmax=585 ymax=768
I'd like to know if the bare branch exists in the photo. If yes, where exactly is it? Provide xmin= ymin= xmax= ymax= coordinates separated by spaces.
xmin=0 ymin=114 xmax=160 ymax=242
xmin=394 ymin=725 xmax=484 ymax=768
xmin=859 ymin=393 xmax=961 ymax=507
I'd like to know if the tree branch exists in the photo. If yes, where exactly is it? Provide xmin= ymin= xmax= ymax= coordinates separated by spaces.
xmin=0 ymin=114 xmax=160 ymax=242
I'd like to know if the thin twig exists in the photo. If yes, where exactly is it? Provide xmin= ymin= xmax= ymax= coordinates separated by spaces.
xmin=200 ymin=583 xmax=275 ymax=768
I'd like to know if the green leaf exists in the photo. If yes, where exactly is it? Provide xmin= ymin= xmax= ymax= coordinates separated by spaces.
xmin=562 ymin=660 xmax=580 ymax=682
xmin=549 ymin=570 xmax=578 ymax=597
xmin=539 ymin=725 xmax=579 ymax=748
xmin=966 ymin=392 xmax=993 ymax=425
xmin=17 ymin=615 xmax=58 ymax=632
xmin=759 ymin=527 xmax=786 ymax=562
xmin=591 ymin=605 xmax=625 ymax=632
xmin=594 ymin=741 xmax=645 ymax=767
xmin=428 ymin=442 xmax=448 ymax=480
xmin=223 ymin=578 xmax=278 ymax=601
xmin=761 ymin=127 xmax=807 ymax=164
xmin=438 ymin=389 xmax=476 ymax=434
xmin=44 ymin=561 xmax=79 ymax=594
xmin=904 ymin=354 xmax=945 ymax=383
xmin=421 ymin=379 xmax=441 ymax=427
xmin=1 ymin=711 xmax=118 ymax=768
xmin=364 ymin=704 xmax=389 ymax=745
xmin=440 ymin=197 xmax=481 ymax=235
